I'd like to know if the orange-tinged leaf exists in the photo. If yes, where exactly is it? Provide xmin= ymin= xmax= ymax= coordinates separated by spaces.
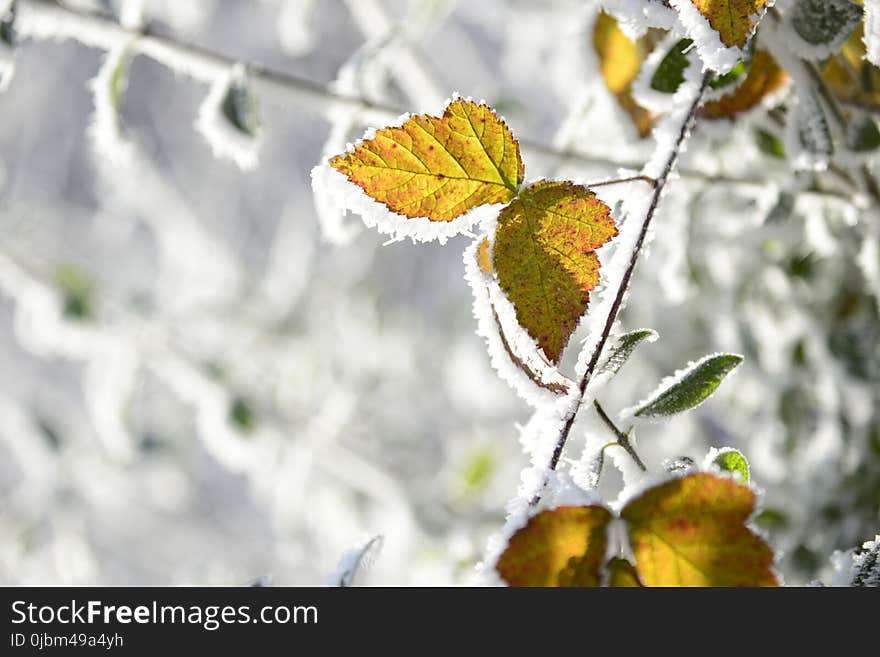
xmin=690 ymin=0 xmax=769 ymax=48
xmin=607 ymin=557 xmax=644 ymax=587
xmin=593 ymin=12 xmax=657 ymax=138
xmin=496 ymin=506 xmax=612 ymax=587
xmin=700 ymin=50 xmax=787 ymax=119
xmin=492 ymin=181 xmax=617 ymax=364
xmin=621 ymin=473 xmax=778 ymax=587
xmin=329 ymin=99 xmax=523 ymax=222
xmin=477 ymin=237 xmax=493 ymax=274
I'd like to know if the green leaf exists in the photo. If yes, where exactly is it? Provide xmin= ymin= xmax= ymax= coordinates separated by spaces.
xmin=713 ymin=448 xmax=750 ymax=482
xmin=229 ymin=397 xmax=256 ymax=433
xmin=54 ymin=265 xmax=94 ymax=320
xmin=222 ymin=81 xmax=261 ymax=137
xmin=847 ymin=114 xmax=880 ymax=152
xmin=755 ymin=128 xmax=786 ymax=159
xmin=0 ymin=2 xmax=14 ymax=48
xmin=710 ymin=60 xmax=748 ymax=90
xmin=598 ymin=329 xmax=658 ymax=379
xmin=651 ymin=38 xmax=693 ymax=94
xmin=632 ymin=353 xmax=744 ymax=419
xmin=790 ymin=0 xmax=862 ymax=47
xmin=492 ymin=181 xmax=617 ymax=364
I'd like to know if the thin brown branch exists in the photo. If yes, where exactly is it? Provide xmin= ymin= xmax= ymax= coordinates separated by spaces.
xmin=492 ymin=307 xmax=572 ymax=396
xmin=530 ymin=73 xmax=712 ymax=507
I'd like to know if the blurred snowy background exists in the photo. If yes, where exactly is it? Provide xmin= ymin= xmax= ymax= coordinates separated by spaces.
xmin=0 ymin=0 xmax=877 ymax=586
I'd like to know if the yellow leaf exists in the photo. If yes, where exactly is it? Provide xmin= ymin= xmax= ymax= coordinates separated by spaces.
xmin=593 ymin=12 xmax=658 ymax=138
xmin=607 ymin=557 xmax=644 ymax=587
xmin=330 ymin=98 xmax=524 ymax=222
xmin=496 ymin=506 xmax=612 ymax=587
xmin=822 ymin=23 xmax=880 ymax=110
xmin=477 ymin=237 xmax=493 ymax=274
xmin=621 ymin=473 xmax=779 ymax=586
xmin=700 ymin=49 xmax=787 ymax=119
xmin=690 ymin=0 xmax=769 ymax=48
xmin=492 ymin=181 xmax=617 ymax=364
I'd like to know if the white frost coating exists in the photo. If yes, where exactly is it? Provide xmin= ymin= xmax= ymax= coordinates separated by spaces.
xmin=600 ymin=0 xmax=678 ymax=39
xmin=325 ymin=534 xmax=384 ymax=586
xmin=462 ymin=237 xmax=557 ymax=408
xmin=194 ymin=64 xmax=262 ymax=171
xmin=276 ymin=0 xmax=317 ymax=57
xmin=118 ymin=0 xmax=146 ymax=31
xmin=310 ymin=95 xmax=507 ymax=244
xmin=0 ymin=51 xmax=12 ymax=94
xmin=858 ymin=236 xmax=880 ymax=304
xmin=830 ymin=535 xmax=880 ymax=586
xmin=668 ymin=0 xmax=754 ymax=74
xmin=88 ymin=43 xmax=134 ymax=165
xmin=784 ymin=88 xmax=833 ymax=171
xmin=866 ymin=1 xmax=880 ymax=67
xmin=763 ymin=17 xmax=833 ymax=171
xmin=620 ymin=351 xmax=744 ymax=422
xmin=464 ymin=237 xmax=575 ymax=406
xmin=311 ymin=163 xmax=499 ymax=246
xmin=0 ymin=0 xmax=13 ymax=92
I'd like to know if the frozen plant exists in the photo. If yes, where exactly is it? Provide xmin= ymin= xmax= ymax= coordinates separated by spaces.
xmin=0 ymin=0 xmax=878 ymax=586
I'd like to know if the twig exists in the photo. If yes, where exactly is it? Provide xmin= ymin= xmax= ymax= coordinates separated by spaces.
xmin=593 ymin=400 xmax=646 ymax=472
xmin=13 ymin=0 xmax=848 ymax=200
xmin=530 ymin=73 xmax=712 ymax=506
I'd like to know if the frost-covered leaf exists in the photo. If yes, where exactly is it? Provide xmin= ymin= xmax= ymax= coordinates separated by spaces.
xmin=712 ymin=447 xmax=750 ymax=481
xmin=329 ymin=98 xmax=523 ymax=222
xmin=651 ymin=38 xmax=693 ymax=94
xmin=1 ymin=0 xmax=15 ymax=48
xmin=496 ymin=506 xmax=612 ymax=586
xmin=89 ymin=44 xmax=133 ymax=162
xmin=631 ymin=353 xmax=743 ymax=419
xmin=790 ymin=0 xmax=862 ymax=48
xmin=621 ymin=473 xmax=778 ymax=586
xmin=607 ymin=557 xmax=644 ymax=587
xmin=688 ymin=0 xmax=769 ymax=48
xmin=327 ymin=535 xmax=384 ymax=587
xmin=597 ymin=329 xmax=659 ymax=379
xmin=850 ymin=535 xmax=880 ymax=587
xmin=196 ymin=65 xmax=263 ymax=170
xmin=710 ymin=59 xmax=748 ymax=90
xmin=492 ymin=181 xmax=617 ymax=364
xmin=594 ymin=12 xmax=656 ymax=137
xmin=788 ymin=87 xmax=834 ymax=168
xmin=222 ymin=80 xmax=261 ymax=138
xmin=700 ymin=50 xmax=787 ymax=119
